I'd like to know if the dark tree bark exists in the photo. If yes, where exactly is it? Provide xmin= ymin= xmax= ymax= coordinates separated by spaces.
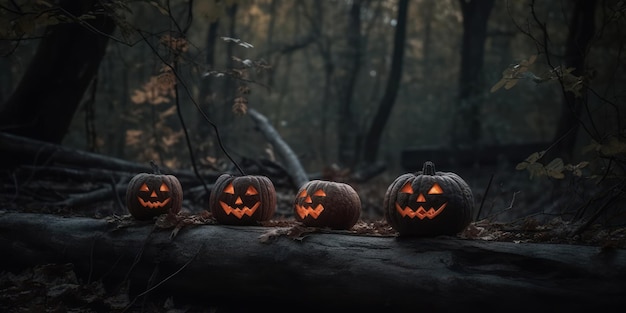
xmin=547 ymin=0 xmax=597 ymax=163
xmin=213 ymin=3 xmax=239 ymax=143
xmin=309 ymin=1 xmax=334 ymax=165
xmin=0 ymin=0 xmax=116 ymax=144
xmin=0 ymin=131 xmax=202 ymax=182
xmin=1 ymin=212 xmax=625 ymax=312
xmin=196 ymin=19 xmax=220 ymax=155
xmin=361 ymin=0 xmax=409 ymax=165
xmin=453 ymin=0 xmax=495 ymax=150
xmin=336 ymin=0 xmax=363 ymax=167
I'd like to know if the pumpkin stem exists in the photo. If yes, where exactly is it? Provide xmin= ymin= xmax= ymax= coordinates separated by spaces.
xmin=150 ymin=160 xmax=162 ymax=174
xmin=422 ymin=161 xmax=436 ymax=175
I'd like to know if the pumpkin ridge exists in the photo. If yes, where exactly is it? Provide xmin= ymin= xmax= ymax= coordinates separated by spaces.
xmin=209 ymin=174 xmax=276 ymax=225
xmin=293 ymin=180 xmax=361 ymax=230
xmin=384 ymin=161 xmax=474 ymax=236
xmin=126 ymin=167 xmax=183 ymax=220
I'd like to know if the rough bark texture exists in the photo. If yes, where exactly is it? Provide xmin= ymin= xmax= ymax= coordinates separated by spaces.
xmin=0 ymin=0 xmax=116 ymax=144
xmin=0 ymin=131 xmax=199 ymax=181
xmin=1 ymin=212 xmax=624 ymax=312
xmin=454 ymin=0 xmax=495 ymax=149
xmin=547 ymin=0 xmax=597 ymax=163
xmin=336 ymin=0 xmax=363 ymax=167
xmin=362 ymin=0 xmax=409 ymax=165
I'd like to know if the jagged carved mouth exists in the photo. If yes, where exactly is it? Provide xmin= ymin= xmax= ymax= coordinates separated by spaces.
xmin=395 ymin=202 xmax=447 ymax=219
xmin=295 ymin=204 xmax=324 ymax=219
xmin=219 ymin=201 xmax=261 ymax=219
xmin=137 ymin=197 xmax=171 ymax=209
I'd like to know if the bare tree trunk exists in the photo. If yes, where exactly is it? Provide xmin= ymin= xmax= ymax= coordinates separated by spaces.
xmin=336 ymin=0 xmax=363 ymax=168
xmin=310 ymin=0 xmax=334 ymax=166
xmin=196 ymin=20 xmax=220 ymax=159
xmin=547 ymin=0 xmax=597 ymax=163
xmin=453 ymin=0 xmax=495 ymax=153
xmin=216 ymin=4 xmax=239 ymax=145
xmin=362 ymin=0 xmax=409 ymax=165
xmin=0 ymin=0 xmax=115 ymax=144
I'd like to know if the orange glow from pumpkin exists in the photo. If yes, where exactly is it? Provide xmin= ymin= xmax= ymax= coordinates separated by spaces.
xmin=395 ymin=182 xmax=447 ymax=219
xmin=396 ymin=202 xmax=447 ymax=219
xmin=136 ymin=182 xmax=172 ymax=209
xmin=219 ymin=201 xmax=260 ymax=218
xmin=224 ymin=183 xmax=235 ymax=194
xmin=295 ymin=204 xmax=324 ymax=219
xmin=218 ymin=183 xmax=262 ymax=219
xmin=428 ymin=183 xmax=443 ymax=194
xmin=245 ymin=186 xmax=258 ymax=195
xmin=400 ymin=183 xmax=413 ymax=194
xmin=313 ymin=189 xmax=326 ymax=196
xmin=295 ymin=189 xmax=326 ymax=219
xmin=137 ymin=196 xmax=171 ymax=208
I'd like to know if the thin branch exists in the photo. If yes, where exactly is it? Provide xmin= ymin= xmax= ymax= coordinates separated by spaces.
xmin=571 ymin=191 xmax=621 ymax=236
xmin=122 ymin=244 xmax=203 ymax=312
xmin=485 ymin=191 xmax=520 ymax=221
xmin=136 ymin=29 xmax=245 ymax=176
xmin=475 ymin=173 xmax=494 ymax=221
xmin=172 ymin=59 xmax=209 ymax=195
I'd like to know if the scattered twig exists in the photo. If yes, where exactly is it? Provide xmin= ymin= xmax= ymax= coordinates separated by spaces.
xmin=122 ymin=243 xmax=203 ymax=313
xmin=475 ymin=173 xmax=494 ymax=221
xmin=484 ymin=191 xmax=520 ymax=221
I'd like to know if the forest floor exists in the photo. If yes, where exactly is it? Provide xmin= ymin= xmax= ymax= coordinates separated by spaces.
xmin=2 ymin=163 xmax=625 ymax=313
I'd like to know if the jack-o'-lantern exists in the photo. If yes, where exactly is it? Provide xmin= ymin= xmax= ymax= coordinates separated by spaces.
xmin=209 ymin=174 xmax=276 ymax=225
xmin=294 ymin=180 xmax=361 ymax=230
xmin=126 ymin=162 xmax=183 ymax=220
xmin=384 ymin=161 xmax=473 ymax=237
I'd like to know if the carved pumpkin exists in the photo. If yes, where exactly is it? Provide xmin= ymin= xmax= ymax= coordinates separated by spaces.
xmin=126 ymin=162 xmax=183 ymax=220
xmin=209 ymin=174 xmax=276 ymax=225
xmin=383 ymin=161 xmax=474 ymax=237
xmin=294 ymin=180 xmax=361 ymax=230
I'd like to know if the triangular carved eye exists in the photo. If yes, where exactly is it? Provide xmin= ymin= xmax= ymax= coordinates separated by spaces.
xmin=224 ymin=183 xmax=235 ymax=194
xmin=428 ymin=183 xmax=443 ymax=194
xmin=159 ymin=183 xmax=170 ymax=192
xmin=298 ymin=190 xmax=308 ymax=198
xmin=140 ymin=183 xmax=150 ymax=192
xmin=313 ymin=189 xmax=326 ymax=197
xmin=245 ymin=186 xmax=258 ymax=195
xmin=400 ymin=182 xmax=413 ymax=194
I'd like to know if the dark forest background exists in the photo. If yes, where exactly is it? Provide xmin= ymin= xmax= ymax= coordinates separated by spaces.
xmin=1 ymin=0 xmax=625 ymax=225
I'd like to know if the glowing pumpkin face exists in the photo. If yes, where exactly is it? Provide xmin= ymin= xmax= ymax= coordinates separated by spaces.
xmin=384 ymin=161 xmax=474 ymax=237
xmin=218 ymin=182 xmax=261 ymax=219
xmin=295 ymin=188 xmax=326 ymax=220
xmin=395 ymin=181 xmax=446 ymax=220
xmin=209 ymin=174 xmax=276 ymax=225
xmin=126 ymin=165 xmax=183 ymax=220
xmin=293 ymin=180 xmax=361 ymax=230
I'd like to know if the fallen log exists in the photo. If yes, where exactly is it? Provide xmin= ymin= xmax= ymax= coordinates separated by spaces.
xmin=0 ymin=131 xmax=205 ymax=184
xmin=0 ymin=212 xmax=625 ymax=312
